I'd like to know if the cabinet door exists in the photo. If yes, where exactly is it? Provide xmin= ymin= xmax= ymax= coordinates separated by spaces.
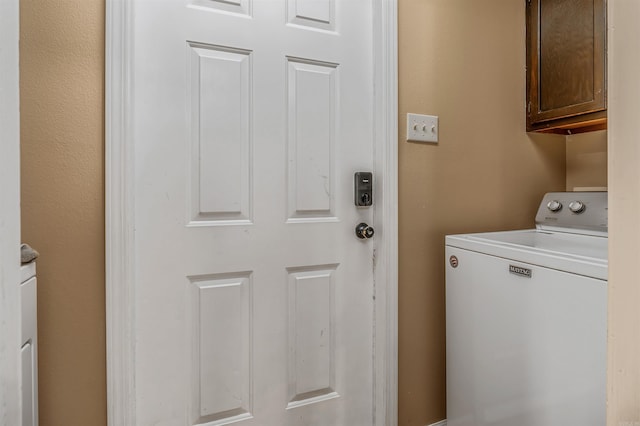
xmin=527 ymin=0 xmax=606 ymax=133
xmin=20 ymin=276 xmax=38 ymax=426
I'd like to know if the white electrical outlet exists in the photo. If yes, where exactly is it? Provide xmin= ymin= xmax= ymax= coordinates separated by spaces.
xmin=407 ymin=113 xmax=439 ymax=143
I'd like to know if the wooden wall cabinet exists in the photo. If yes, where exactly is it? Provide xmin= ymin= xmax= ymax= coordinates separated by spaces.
xmin=526 ymin=0 xmax=607 ymax=134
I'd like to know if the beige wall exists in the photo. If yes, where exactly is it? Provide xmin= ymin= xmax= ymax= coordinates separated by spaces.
xmin=607 ymin=1 xmax=640 ymax=423
xmin=20 ymin=0 xmax=106 ymax=424
xmin=566 ymin=130 xmax=608 ymax=191
xmin=398 ymin=1 xmax=566 ymax=424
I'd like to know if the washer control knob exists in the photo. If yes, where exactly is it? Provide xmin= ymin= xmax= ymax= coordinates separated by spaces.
xmin=547 ymin=200 xmax=563 ymax=212
xmin=569 ymin=201 xmax=586 ymax=214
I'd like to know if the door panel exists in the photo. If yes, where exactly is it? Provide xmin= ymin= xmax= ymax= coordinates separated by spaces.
xmin=188 ymin=43 xmax=252 ymax=224
xmin=286 ymin=58 xmax=337 ymax=221
xmin=287 ymin=0 xmax=334 ymax=30
xmin=189 ymin=272 xmax=253 ymax=424
xmin=287 ymin=265 xmax=338 ymax=405
xmin=133 ymin=0 xmax=375 ymax=424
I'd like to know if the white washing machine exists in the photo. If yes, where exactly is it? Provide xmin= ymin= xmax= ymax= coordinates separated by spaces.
xmin=445 ymin=192 xmax=607 ymax=426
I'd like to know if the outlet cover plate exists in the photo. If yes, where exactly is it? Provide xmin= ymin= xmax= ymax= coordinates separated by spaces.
xmin=407 ymin=113 xmax=438 ymax=143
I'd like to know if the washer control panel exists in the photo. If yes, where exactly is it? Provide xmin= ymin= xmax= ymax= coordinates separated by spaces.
xmin=536 ymin=192 xmax=607 ymax=233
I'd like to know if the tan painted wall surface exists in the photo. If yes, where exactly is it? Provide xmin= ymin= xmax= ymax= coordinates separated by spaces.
xmin=398 ymin=1 xmax=566 ymax=424
xmin=19 ymin=0 xmax=107 ymax=424
xmin=607 ymin=1 xmax=640 ymax=424
xmin=566 ymin=130 xmax=607 ymax=191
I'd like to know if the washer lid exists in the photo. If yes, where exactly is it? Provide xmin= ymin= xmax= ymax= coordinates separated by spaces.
xmin=446 ymin=229 xmax=607 ymax=280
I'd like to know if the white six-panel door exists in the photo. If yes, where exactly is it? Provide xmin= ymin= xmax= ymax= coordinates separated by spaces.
xmin=132 ymin=0 xmax=377 ymax=424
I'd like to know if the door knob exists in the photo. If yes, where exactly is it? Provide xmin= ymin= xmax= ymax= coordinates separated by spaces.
xmin=355 ymin=223 xmax=375 ymax=239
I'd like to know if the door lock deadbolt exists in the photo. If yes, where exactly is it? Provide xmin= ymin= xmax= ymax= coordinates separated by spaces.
xmin=354 ymin=172 xmax=373 ymax=207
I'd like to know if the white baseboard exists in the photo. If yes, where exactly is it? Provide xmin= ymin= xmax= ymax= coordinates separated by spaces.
xmin=427 ymin=421 xmax=447 ymax=426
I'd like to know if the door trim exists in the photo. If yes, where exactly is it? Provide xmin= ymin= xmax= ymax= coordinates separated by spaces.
xmin=372 ymin=1 xmax=399 ymax=425
xmin=0 ymin=0 xmax=22 ymax=423
xmin=105 ymin=1 xmax=398 ymax=424
xmin=105 ymin=0 xmax=136 ymax=423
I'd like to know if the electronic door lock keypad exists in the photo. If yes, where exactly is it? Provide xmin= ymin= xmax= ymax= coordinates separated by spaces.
xmin=354 ymin=172 xmax=373 ymax=207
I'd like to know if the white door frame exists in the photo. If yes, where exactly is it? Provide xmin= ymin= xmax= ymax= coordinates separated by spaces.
xmin=0 ymin=0 xmax=22 ymax=424
xmin=105 ymin=1 xmax=398 ymax=424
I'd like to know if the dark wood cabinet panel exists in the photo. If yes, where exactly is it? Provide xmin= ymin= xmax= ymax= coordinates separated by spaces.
xmin=526 ymin=0 xmax=607 ymax=134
